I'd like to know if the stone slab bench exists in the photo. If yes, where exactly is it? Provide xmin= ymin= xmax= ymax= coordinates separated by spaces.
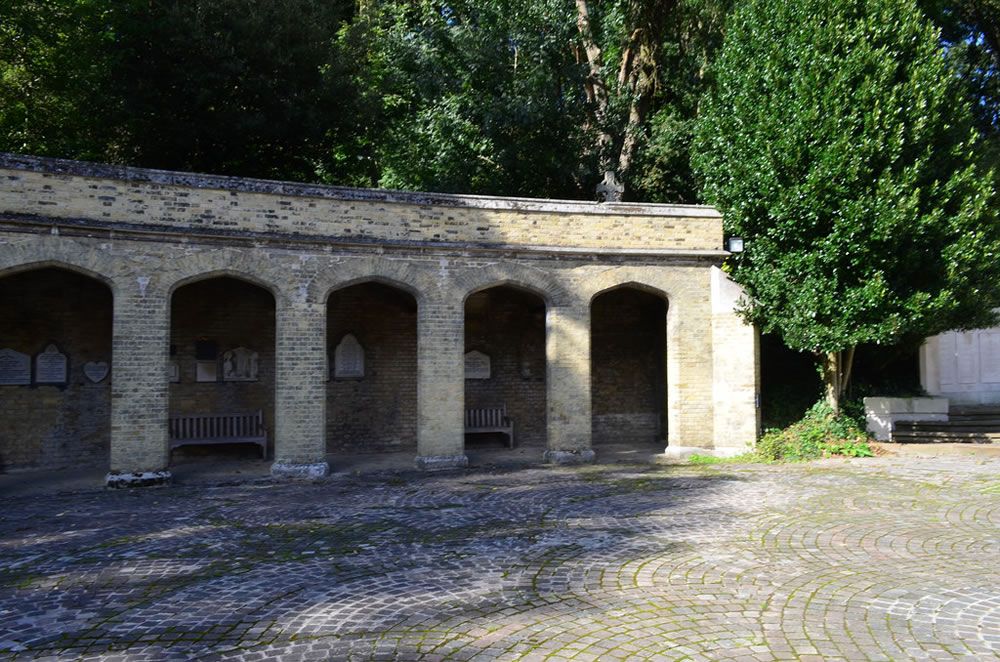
xmin=465 ymin=405 xmax=515 ymax=448
xmin=169 ymin=410 xmax=267 ymax=457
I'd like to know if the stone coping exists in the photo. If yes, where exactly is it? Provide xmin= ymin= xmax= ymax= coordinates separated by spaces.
xmin=0 ymin=152 xmax=721 ymax=219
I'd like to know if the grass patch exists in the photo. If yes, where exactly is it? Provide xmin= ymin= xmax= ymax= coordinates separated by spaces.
xmin=687 ymin=452 xmax=759 ymax=465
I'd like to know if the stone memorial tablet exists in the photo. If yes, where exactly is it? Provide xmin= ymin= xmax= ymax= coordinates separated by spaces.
xmin=83 ymin=361 xmax=109 ymax=383
xmin=0 ymin=348 xmax=30 ymax=385
xmin=334 ymin=334 xmax=364 ymax=378
xmin=223 ymin=347 xmax=259 ymax=381
xmin=196 ymin=360 xmax=218 ymax=383
xmin=35 ymin=344 xmax=67 ymax=384
xmin=465 ymin=350 xmax=491 ymax=379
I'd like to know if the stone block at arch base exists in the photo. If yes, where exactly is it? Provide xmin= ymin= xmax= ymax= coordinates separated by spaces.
xmin=106 ymin=470 xmax=172 ymax=489
xmin=658 ymin=445 xmax=751 ymax=462
xmin=415 ymin=455 xmax=469 ymax=471
xmin=544 ymin=449 xmax=596 ymax=465
xmin=270 ymin=461 xmax=330 ymax=480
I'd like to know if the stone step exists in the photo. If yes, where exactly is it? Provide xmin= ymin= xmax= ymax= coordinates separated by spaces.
xmin=891 ymin=430 xmax=1000 ymax=443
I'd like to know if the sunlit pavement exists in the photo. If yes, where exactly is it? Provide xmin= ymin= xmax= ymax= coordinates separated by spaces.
xmin=1 ymin=455 xmax=998 ymax=660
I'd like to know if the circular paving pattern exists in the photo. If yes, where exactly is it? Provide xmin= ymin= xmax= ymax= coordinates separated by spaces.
xmin=0 ymin=456 xmax=998 ymax=660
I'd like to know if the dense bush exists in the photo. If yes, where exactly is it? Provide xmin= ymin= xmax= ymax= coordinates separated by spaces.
xmin=757 ymin=402 xmax=874 ymax=462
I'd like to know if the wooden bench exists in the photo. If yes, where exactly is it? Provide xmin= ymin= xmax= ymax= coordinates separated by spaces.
xmin=169 ymin=410 xmax=268 ymax=458
xmin=465 ymin=405 xmax=515 ymax=448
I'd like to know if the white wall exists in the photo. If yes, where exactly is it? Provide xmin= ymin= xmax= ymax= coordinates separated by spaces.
xmin=921 ymin=324 xmax=1000 ymax=405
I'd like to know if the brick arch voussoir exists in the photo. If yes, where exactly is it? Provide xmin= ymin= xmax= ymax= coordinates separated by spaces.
xmin=460 ymin=266 xmax=569 ymax=308
xmin=586 ymin=272 xmax=674 ymax=306
xmin=165 ymin=252 xmax=282 ymax=300
xmin=317 ymin=259 xmax=427 ymax=305
xmin=0 ymin=248 xmax=118 ymax=294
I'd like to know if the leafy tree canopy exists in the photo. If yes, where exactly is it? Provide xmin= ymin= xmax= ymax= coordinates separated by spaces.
xmin=694 ymin=0 xmax=1000 ymax=407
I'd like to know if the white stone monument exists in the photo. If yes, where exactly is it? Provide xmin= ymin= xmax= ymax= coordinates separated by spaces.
xmin=35 ymin=344 xmax=67 ymax=384
xmin=0 ymin=348 xmax=31 ymax=385
xmin=465 ymin=350 xmax=491 ymax=379
xmin=921 ymin=321 xmax=1000 ymax=405
xmin=222 ymin=347 xmax=259 ymax=382
xmin=333 ymin=334 xmax=364 ymax=378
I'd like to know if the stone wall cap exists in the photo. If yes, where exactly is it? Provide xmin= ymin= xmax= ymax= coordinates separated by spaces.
xmin=0 ymin=152 xmax=722 ymax=219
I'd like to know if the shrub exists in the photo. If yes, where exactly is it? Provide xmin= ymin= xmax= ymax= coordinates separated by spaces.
xmin=756 ymin=401 xmax=874 ymax=462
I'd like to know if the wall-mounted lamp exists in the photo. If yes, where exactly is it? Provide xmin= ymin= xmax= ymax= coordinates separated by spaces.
xmin=726 ymin=237 xmax=745 ymax=253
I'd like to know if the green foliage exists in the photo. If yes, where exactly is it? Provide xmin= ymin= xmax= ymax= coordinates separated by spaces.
xmin=694 ymin=0 xmax=1000 ymax=357
xmin=687 ymin=452 xmax=757 ymax=465
xmin=342 ymin=0 xmax=593 ymax=197
xmin=757 ymin=402 xmax=874 ymax=462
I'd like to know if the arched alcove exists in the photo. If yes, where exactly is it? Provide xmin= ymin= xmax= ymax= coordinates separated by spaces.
xmin=0 ymin=267 xmax=113 ymax=470
xmin=169 ymin=276 xmax=276 ymax=460
xmin=326 ymin=282 xmax=418 ymax=452
xmin=591 ymin=286 xmax=668 ymax=448
xmin=464 ymin=285 xmax=547 ymax=450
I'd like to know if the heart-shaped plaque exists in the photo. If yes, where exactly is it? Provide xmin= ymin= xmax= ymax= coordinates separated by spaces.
xmin=83 ymin=361 xmax=109 ymax=383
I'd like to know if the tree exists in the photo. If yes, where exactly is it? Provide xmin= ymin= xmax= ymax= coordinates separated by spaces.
xmin=694 ymin=0 xmax=1000 ymax=412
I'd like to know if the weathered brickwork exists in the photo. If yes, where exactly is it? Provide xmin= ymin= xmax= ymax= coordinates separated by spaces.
xmin=170 ymin=277 xmax=276 ymax=455
xmin=0 ymin=268 xmax=112 ymax=469
xmin=1 ymin=155 xmax=721 ymax=252
xmin=592 ymin=288 xmax=667 ymax=445
xmin=0 ymin=154 xmax=759 ymax=482
xmin=465 ymin=287 xmax=547 ymax=448
xmin=327 ymin=283 xmax=418 ymax=452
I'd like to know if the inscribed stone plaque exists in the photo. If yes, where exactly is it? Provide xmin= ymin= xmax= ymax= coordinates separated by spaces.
xmin=196 ymin=360 xmax=218 ymax=383
xmin=465 ymin=350 xmax=491 ymax=379
xmin=334 ymin=334 xmax=364 ymax=378
xmin=35 ymin=344 xmax=67 ymax=384
xmin=223 ymin=347 xmax=259 ymax=382
xmin=169 ymin=360 xmax=181 ymax=383
xmin=0 ymin=348 xmax=30 ymax=385
xmin=938 ymin=332 xmax=957 ymax=387
xmin=83 ymin=361 xmax=109 ymax=383
xmin=981 ymin=330 xmax=1000 ymax=383
xmin=956 ymin=331 xmax=979 ymax=384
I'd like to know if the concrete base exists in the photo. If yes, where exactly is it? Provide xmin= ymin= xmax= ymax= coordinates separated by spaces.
xmin=105 ymin=470 xmax=172 ymax=488
xmin=544 ymin=449 xmax=597 ymax=465
xmin=864 ymin=397 xmax=949 ymax=441
xmin=270 ymin=461 xmax=330 ymax=480
xmin=660 ymin=446 xmax=748 ymax=461
xmin=415 ymin=454 xmax=469 ymax=471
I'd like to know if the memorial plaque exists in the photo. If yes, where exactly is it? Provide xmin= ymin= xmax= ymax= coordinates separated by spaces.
xmin=956 ymin=331 xmax=979 ymax=384
xmin=982 ymin=330 xmax=1000 ymax=383
xmin=334 ymin=334 xmax=365 ymax=378
xmin=465 ymin=350 xmax=491 ymax=379
xmin=35 ymin=344 xmax=67 ymax=384
xmin=196 ymin=360 xmax=218 ymax=383
xmin=0 ymin=348 xmax=30 ymax=385
xmin=938 ymin=332 xmax=957 ymax=387
xmin=83 ymin=361 xmax=109 ymax=383
xmin=169 ymin=360 xmax=181 ymax=383
xmin=222 ymin=347 xmax=259 ymax=382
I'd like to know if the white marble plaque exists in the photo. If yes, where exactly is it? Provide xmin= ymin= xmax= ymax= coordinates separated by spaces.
xmin=956 ymin=331 xmax=979 ymax=384
xmin=465 ymin=350 xmax=491 ymax=379
xmin=196 ymin=360 xmax=218 ymax=383
xmin=35 ymin=344 xmax=67 ymax=384
xmin=334 ymin=334 xmax=364 ymax=378
xmin=980 ymin=330 xmax=1000 ymax=383
xmin=0 ymin=348 xmax=31 ymax=385
xmin=169 ymin=360 xmax=181 ymax=383
xmin=83 ymin=361 xmax=109 ymax=383
xmin=938 ymin=332 xmax=957 ymax=387
xmin=222 ymin=347 xmax=259 ymax=382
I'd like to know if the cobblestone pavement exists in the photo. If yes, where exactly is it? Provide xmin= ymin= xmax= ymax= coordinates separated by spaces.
xmin=1 ymin=456 xmax=999 ymax=661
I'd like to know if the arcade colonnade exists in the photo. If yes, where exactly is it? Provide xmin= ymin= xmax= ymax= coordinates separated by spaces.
xmin=0 ymin=154 xmax=759 ymax=486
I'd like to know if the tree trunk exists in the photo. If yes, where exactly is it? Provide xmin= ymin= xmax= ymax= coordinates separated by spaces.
xmin=574 ymin=0 xmax=674 ymax=202
xmin=821 ymin=347 xmax=856 ymax=414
